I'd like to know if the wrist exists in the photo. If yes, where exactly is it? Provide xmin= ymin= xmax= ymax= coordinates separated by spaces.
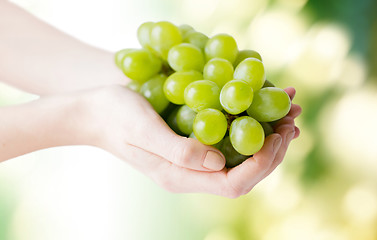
xmin=0 ymin=94 xmax=89 ymax=161
xmin=28 ymin=94 xmax=91 ymax=148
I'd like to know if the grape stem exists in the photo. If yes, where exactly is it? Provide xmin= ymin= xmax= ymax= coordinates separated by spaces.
xmin=161 ymin=62 xmax=174 ymax=75
xmin=225 ymin=112 xmax=239 ymax=130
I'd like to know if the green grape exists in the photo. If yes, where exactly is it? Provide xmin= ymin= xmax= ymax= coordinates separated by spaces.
xmin=212 ymin=139 xmax=224 ymax=150
xmin=150 ymin=21 xmax=182 ymax=60
xmin=203 ymin=58 xmax=234 ymax=88
xmin=176 ymin=105 xmax=197 ymax=135
xmin=137 ymin=22 xmax=154 ymax=49
xmin=230 ymin=116 xmax=265 ymax=156
xmin=115 ymin=48 xmax=136 ymax=69
xmin=140 ymin=74 xmax=169 ymax=114
xmin=220 ymin=136 xmax=249 ymax=168
xmin=166 ymin=106 xmax=185 ymax=135
xmin=247 ymin=87 xmax=291 ymax=122
xmin=178 ymin=24 xmax=194 ymax=37
xmin=262 ymin=79 xmax=275 ymax=88
xmin=160 ymin=103 xmax=177 ymax=121
xmin=163 ymin=70 xmax=203 ymax=105
xmin=220 ymin=80 xmax=254 ymax=115
xmin=260 ymin=122 xmax=274 ymax=137
xmin=193 ymin=108 xmax=227 ymax=145
xmin=126 ymin=81 xmax=142 ymax=92
xmin=189 ymin=131 xmax=223 ymax=149
xmin=184 ymin=80 xmax=222 ymax=112
xmin=233 ymin=50 xmax=262 ymax=67
xmin=167 ymin=43 xmax=205 ymax=72
xmin=122 ymin=49 xmax=162 ymax=83
xmin=205 ymin=33 xmax=238 ymax=64
xmin=233 ymin=58 xmax=266 ymax=91
xmin=183 ymin=31 xmax=209 ymax=51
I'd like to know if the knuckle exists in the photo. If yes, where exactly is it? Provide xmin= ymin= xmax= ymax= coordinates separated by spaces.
xmin=173 ymin=138 xmax=197 ymax=167
xmin=276 ymin=117 xmax=294 ymax=127
xmin=275 ymin=123 xmax=294 ymax=134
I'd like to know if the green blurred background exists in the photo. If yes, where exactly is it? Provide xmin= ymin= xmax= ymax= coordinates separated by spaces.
xmin=1 ymin=0 xmax=377 ymax=239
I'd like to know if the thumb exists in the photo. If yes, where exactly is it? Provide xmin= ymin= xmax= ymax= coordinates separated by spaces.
xmin=170 ymin=136 xmax=226 ymax=171
xmin=131 ymin=112 xmax=226 ymax=171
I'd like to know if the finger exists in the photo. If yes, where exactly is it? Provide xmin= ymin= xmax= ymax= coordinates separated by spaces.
xmin=116 ymin=142 xmax=226 ymax=196
xmin=226 ymin=133 xmax=282 ymax=195
xmin=262 ymin=124 xmax=295 ymax=178
xmin=284 ymin=87 xmax=296 ymax=100
xmin=274 ymin=104 xmax=302 ymax=129
xmin=274 ymin=116 xmax=294 ymax=129
xmin=288 ymin=104 xmax=302 ymax=118
xmin=117 ymin=142 xmax=168 ymax=177
xmin=124 ymin=136 xmax=283 ymax=198
xmin=130 ymin=110 xmax=226 ymax=172
xmin=294 ymin=126 xmax=300 ymax=139
xmin=121 ymin=144 xmax=231 ymax=196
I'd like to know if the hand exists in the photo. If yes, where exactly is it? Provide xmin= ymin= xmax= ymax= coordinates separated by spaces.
xmin=80 ymin=85 xmax=301 ymax=198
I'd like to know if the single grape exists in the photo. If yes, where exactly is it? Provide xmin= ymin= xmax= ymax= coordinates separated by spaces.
xmin=230 ymin=116 xmax=265 ymax=156
xmin=163 ymin=70 xmax=203 ymax=105
xmin=205 ymin=33 xmax=238 ymax=64
xmin=184 ymin=80 xmax=222 ymax=112
xmin=166 ymin=106 xmax=185 ymax=135
xmin=189 ymin=131 xmax=223 ymax=149
xmin=203 ymin=58 xmax=234 ymax=88
xmin=178 ymin=24 xmax=194 ymax=38
xmin=122 ymin=49 xmax=162 ymax=83
xmin=220 ymin=80 xmax=254 ymax=115
xmin=167 ymin=43 xmax=204 ymax=72
xmin=126 ymin=81 xmax=142 ymax=92
xmin=176 ymin=105 xmax=197 ymax=135
xmin=150 ymin=21 xmax=182 ymax=60
xmin=234 ymin=57 xmax=266 ymax=91
xmin=140 ymin=74 xmax=169 ymax=114
xmin=233 ymin=50 xmax=262 ymax=67
xmin=137 ymin=22 xmax=154 ymax=50
xmin=247 ymin=87 xmax=291 ymax=122
xmin=183 ymin=31 xmax=209 ymax=51
xmin=115 ymin=48 xmax=136 ymax=69
xmin=220 ymin=136 xmax=248 ymax=168
xmin=193 ymin=108 xmax=227 ymax=145
xmin=262 ymin=79 xmax=275 ymax=88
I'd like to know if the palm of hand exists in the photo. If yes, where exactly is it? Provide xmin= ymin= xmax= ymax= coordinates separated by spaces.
xmin=87 ymin=86 xmax=301 ymax=198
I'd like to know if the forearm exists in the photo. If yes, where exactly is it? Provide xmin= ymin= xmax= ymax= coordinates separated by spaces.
xmin=0 ymin=94 xmax=87 ymax=162
xmin=0 ymin=1 xmax=128 ymax=95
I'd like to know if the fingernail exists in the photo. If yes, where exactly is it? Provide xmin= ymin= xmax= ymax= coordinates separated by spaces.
xmin=273 ymin=135 xmax=282 ymax=154
xmin=203 ymin=151 xmax=225 ymax=171
xmin=287 ymin=129 xmax=295 ymax=141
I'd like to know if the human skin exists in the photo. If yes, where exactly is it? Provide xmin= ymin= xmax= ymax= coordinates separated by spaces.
xmin=0 ymin=0 xmax=126 ymax=94
xmin=0 ymin=0 xmax=301 ymax=198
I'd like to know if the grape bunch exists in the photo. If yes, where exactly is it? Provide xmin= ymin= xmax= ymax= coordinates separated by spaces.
xmin=115 ymin=21 xmax=291 ymax=168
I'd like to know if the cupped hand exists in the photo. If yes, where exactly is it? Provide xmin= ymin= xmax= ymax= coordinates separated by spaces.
xmin=81 ymin=85 xmax=301 ymax=198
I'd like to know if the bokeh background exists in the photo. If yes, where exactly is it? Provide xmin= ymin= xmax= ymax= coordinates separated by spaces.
xmin=1 ymin=0 xmax=377 ymax=239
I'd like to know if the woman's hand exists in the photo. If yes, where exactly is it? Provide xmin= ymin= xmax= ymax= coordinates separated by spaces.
xmin=0 ymin=84 xmax=300 ymax=198
xmin=80 ymin=85 xmax=301 ymax=198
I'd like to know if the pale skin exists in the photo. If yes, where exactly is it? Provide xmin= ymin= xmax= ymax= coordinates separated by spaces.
xmin=0 ymin=1 xmax=301 ymax=198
